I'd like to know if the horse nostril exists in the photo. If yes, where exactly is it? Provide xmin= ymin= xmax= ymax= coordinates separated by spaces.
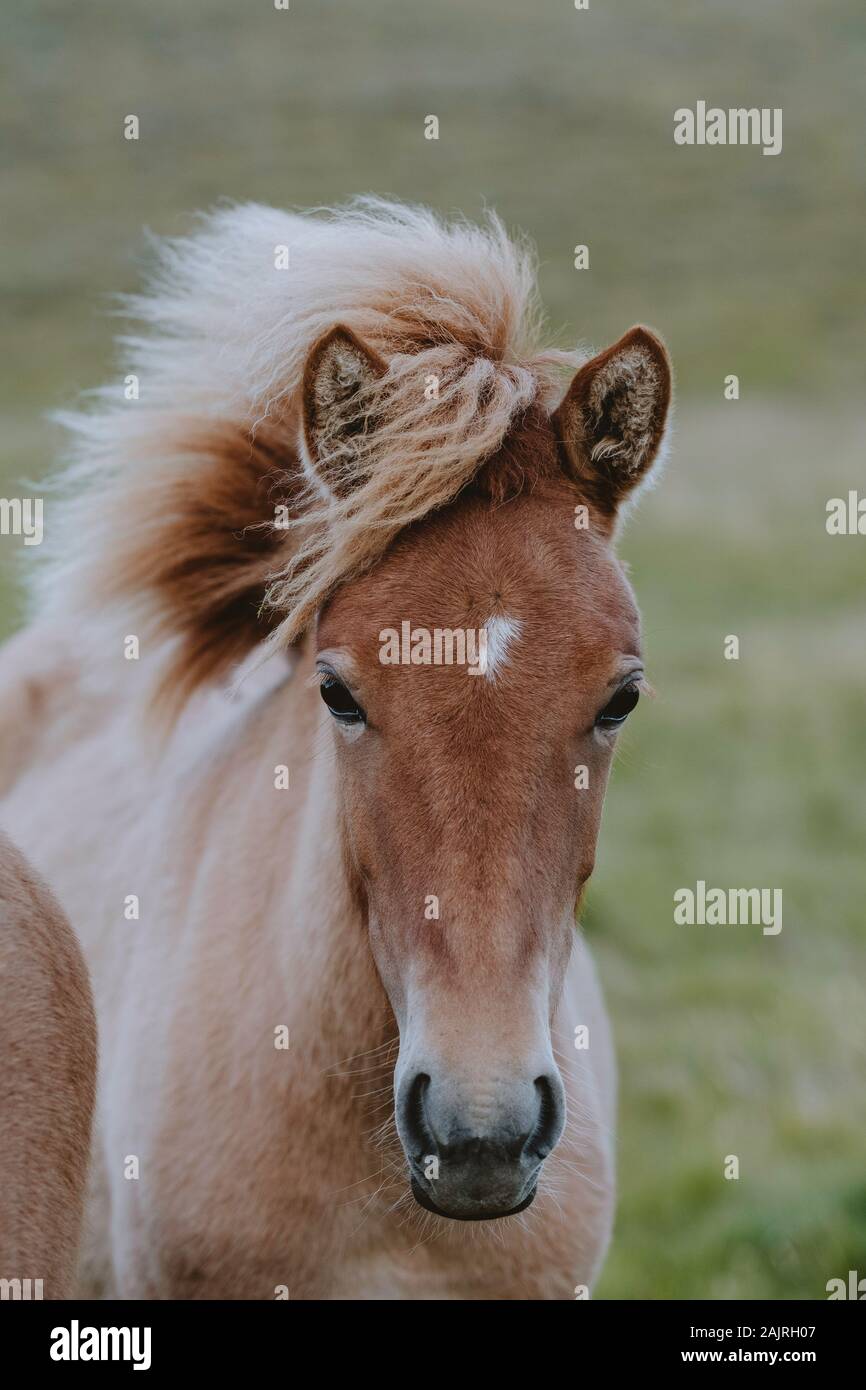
xmin=401 ymin=1069 xmax=564 ymax=1173
xmin=527 ymin=1074 xmax=564 ymax=1160
xmin=403 ymin=1072 xmax=436 ymax=1159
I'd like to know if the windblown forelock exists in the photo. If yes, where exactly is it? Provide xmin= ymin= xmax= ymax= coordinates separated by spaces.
xmin=265 ymin=350 xmax=562 ymax=646
xmin=31 ymin=197 xmax=588 ymax=711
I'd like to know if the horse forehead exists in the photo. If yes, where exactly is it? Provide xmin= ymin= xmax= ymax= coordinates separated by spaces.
xmin=322 ymin=498 xmax=637 ymax=677
xmin=370 ymin=491 xmax=617 ymax=613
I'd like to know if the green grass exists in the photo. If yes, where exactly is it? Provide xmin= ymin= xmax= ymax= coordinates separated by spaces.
xmin=2 ymin=0 xmax=864 ymax=1298
xmin=590 ymin=403 xmax=866 ymax=1298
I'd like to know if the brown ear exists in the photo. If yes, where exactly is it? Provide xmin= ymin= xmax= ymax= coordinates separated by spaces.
xmin=553 ymin=326 xmax=672 ymax=516
xmin=301 ymin=324 xmax=388 ymax=499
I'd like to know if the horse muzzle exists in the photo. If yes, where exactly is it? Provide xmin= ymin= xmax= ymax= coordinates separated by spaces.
xmin=397 ymin=1069 xmax=565 ymax=1221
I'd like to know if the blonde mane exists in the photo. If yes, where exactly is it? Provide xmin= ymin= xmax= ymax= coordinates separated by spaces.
xmin=32 ymin=198 xmax=586 ymax=705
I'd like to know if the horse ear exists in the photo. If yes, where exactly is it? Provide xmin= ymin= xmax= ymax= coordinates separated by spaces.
xmin=301 ymin=324 xmax=388 ymax=499
xmin=553 ymin=326 xmax=672 ymax=517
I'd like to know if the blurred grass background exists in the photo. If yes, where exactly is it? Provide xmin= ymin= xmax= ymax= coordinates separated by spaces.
xmin=2 ymin=0 xmax=864 ymax=1297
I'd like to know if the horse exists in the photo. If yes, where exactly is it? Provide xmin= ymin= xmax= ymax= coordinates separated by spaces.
xmin=0 ymin=832 xmax=97 ymax=1299
xmin=0 ymin=199 xmax=671 ymax=1299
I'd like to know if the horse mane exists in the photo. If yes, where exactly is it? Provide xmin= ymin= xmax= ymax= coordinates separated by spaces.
xmin=31 ymin=198 xmax=586 ymax=712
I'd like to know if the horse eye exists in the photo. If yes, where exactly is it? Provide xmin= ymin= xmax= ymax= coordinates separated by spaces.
xmin=596 ymin=682 xmax=640 ymax=728
xmin=320 ymin=674 xmax=365 ymax=724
